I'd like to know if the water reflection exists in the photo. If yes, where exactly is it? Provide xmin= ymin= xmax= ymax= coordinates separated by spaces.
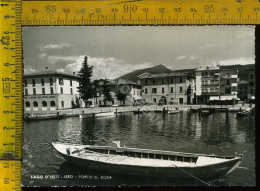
xmin=22 ymin=111 xmax=255 ymax=187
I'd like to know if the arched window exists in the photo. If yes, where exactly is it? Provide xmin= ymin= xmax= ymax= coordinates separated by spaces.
xmin=33 ymin=101 xmax=38 ymax=107
xmin=25 ymin=101 xmax=30 ymax=108
xmin=50 ymin=101 xmax=55 ymax=107
xmin=42 ymin=101 xmax=47 ymax=107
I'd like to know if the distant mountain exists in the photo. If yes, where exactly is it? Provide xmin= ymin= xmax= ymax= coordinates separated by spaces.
xmin=119 ymin=64 xmax=172 ymax=82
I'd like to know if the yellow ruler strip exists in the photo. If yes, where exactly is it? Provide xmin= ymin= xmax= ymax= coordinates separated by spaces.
xmin=0 ymin=160 xmax=21 ymax=191
xmin=0 ymin=0 xmax=22 ymax=190
xmin=21 ymin=0 xmax=260 ymax=25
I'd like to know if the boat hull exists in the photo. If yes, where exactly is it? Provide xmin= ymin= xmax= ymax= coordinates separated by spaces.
xmin=58 ymin=152 xmax=241 ymax=179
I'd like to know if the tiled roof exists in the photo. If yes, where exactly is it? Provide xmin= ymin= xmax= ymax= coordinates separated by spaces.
xmin=138 ymin=72 xmax=187 ymax=79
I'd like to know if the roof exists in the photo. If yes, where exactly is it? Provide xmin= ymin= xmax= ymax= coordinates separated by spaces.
xmin=138 ymin=72 xmax=188 ymax=79
xmin=195 ymin=66 xmax=220 ymax=71
xmin=24 ymin=70 xmax=80 ymax=80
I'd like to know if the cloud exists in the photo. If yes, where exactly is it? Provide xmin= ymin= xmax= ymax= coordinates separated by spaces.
xmin=24 ymin=68 xmax=36 ymax=74
xmin=219 ymin=57 xmax=255 ymax=65
xmin=40 ymin=43 xmax=72 ymax=51
xmin=64 ymin=56 xmax=127 ymax=79
xmin=56 ymin=68 xmax=65 ymax=72
xmin=175 ymin=55 xmax=186 ymax=60
xmin=48 ymin=55 xmax=78 ymax=64
xmin=37 ymin=53 xmax=47 ymax=58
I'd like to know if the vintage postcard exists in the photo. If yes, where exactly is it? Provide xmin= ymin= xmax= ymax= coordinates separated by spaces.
xmin=22 ymin=26 xmax=255 ymax=187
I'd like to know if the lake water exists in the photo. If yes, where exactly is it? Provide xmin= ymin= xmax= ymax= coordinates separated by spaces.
xmin=22 ymin=111 xmax=255 ymax=187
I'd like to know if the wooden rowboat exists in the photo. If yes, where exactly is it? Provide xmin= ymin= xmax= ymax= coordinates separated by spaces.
xmin=52 ymin=142 xmax=242 ymax=179
xmin=79 ymin=112 xmax=114 ymax=119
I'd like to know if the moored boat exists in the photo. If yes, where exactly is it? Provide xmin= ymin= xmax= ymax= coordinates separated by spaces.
xmin=52 ymin=142 xmax=242 ymax=179
xmin=236 ymin=110 xmax=249 ymax=117
xmin=168 ymin=110 xmax=180 ymax=114
xmin=24 ymin=114 xmax=67 ymax=122
xmin=94 ymin=112 xmax=115 ymax=117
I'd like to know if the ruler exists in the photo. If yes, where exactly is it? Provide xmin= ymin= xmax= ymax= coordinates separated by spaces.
xmin=0 ymin=0 xmax=259 ymax=191
xmin=0 ymin=0 xmax=22 ymax=190
xmin=21 ymin=0 xmax=260 ymax=25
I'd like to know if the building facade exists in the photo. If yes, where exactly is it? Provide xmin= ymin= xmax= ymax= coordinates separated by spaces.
xmin=196 ymin=66 xmax=239 ymax=104
xmin=138 ymin=72 xmax=195 ymax=105
xmin=24 ymin=71 xmax=82 ymax=111
xmin=195 ymin=66 xmax=220 ymax=104
xmin=237 ymin=65 xmax=255 ymax=101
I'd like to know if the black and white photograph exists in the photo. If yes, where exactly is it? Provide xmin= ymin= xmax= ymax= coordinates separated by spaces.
xmin=22 ymin=26 xmax=255 ymax=187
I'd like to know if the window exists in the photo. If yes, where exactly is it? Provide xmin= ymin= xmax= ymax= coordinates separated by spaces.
xmin=24 ymin=80 xmax=27 ymax=87
xmin=25 ymin=101 xmax=30 ymax=108
xmin=162 ymin=88 xmax=164 ymax=93
xmin=161 ymin=78 xmax=165 ymax=84
xmin=179 ymin=87 xmax=183 ymax=93
xmin=41 ymin=78 xmax=44 ymax=86
xmin=33 ymin=88 xmax=36 ymax=95
xmin=250 ymin=89 xmax=254 ymax=94
xmin=59 ymin=78 xmax=64 ymax=85
xmin=42 ymin=88 xmax=45 ymax=95
xmin=251 ymin=74 xmax=254 ymax=79
xmin=42 ymin=101 xmax=47 ymax=107
xmin=171 ymin=87 xmax=173 ymax=93
xmin=210 ymin=80 xmax=214 ymax=84
xmin=25 ymin=89 xmax=28 ymax=95
xmin=145 ymin=88 xmax=148 ymax=94
xmin=180 ymin=77 xmax=183 ymax=83
xmin=170 ymin=78 xmax=174 ymax=83
xmin=227 ymin=80 xmax=230 ymax=85
xmin=61 ymin=101 xmax=64 ymax=107
xmin=33 ymin=101 xmax=38 ymax=107
xmin=210 ymin=88 xmax=214 ymax=92
xmin=50 ymin=101 xmax=55 ymax=107
xmin=50 ymin=78 xmax=53 ymax=86
xmin=60 ymin=87 xmax=63 ymax=94
xmin=152 ymin=88 xmax=157 ymax=94
xmin=50 ymin=87 xmax=54 ymax=94
xmin=153 ymin=98 xmax=156 ymax=103
xmin=205 ymin=72 xmax=208 ymax=76
xmin=70 ymin=79 xmax=73 ymax=86
xmin=134 ymin=90 xmax=136 ymax=95
xmin=145 ymin=80 xmax=148 ymax=85
xmin=70 ymin=88 xmax=73 ymax=95
xmin=249 ymin=82 xmax=254 ymax=87
xmin=210 ymin=72 xmax=214 ymax=76
xmin=32 ymin=79 xmax=35 ymax=87
xmin=153 ymin=79 xmax=156 ymax=84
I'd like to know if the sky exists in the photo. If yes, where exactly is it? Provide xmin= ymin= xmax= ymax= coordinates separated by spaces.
xmin=23 ymin=26 xmax=255 ymax=79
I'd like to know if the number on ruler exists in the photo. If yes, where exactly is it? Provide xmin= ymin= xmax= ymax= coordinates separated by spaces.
xmin=46 ymin=5 xmax=56 ymax=13
xmin=123 ymin=4 xmax=137 ymax=13
xmin=204 ymin=5 xmax=214 ymax=13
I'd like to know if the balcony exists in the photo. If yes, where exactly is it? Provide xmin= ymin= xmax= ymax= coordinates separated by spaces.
xmin=201 ymin=84 xmax=219 ymax=87
xmin=221 ymin=74 xmax=238 ymax=79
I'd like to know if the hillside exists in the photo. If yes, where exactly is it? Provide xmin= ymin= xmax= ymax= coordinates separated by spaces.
xmin=119 ymin=64 xmax=172 ymax=82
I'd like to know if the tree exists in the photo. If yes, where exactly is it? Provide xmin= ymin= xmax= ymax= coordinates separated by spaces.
xmin=116 ymin=88 xmax=127 ymax=106
xmin=77 ymin=56 xmax=94 ymax=107
xmin=102 ymin=79 xmax=113 ymax=106
xmin=92 ymin=80 xmax=100 ymax=106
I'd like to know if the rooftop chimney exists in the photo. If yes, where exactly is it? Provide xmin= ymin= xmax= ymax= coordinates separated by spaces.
xmin=73 ymin=72 xmax=76 ymax=75
xmin=45 ymin=67 xmax=48 ymax=71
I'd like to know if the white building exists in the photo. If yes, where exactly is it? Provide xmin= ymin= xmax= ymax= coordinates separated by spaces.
xmin=23 ymin=71 xmax=83 ymax=111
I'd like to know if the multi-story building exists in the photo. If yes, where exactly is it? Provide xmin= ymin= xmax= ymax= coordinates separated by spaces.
xmin=219 ymin=67 xmax=238 ymax=98
xmin=195 ymin=66 xmax=220 ymax=104
xmin=237 ymin=64 xmax=255 ymax=101
xmin=137 ymin=72 xmax=195 ymax=105
xmin=23 ymin=70 xmax=82 ymax=111
xmin=97 ymin=78 xmax=143 ymax=106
